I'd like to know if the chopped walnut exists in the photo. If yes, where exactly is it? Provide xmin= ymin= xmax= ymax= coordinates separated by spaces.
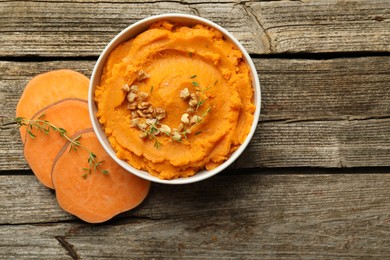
xmin=122 ymin=84 xmax=130 ymax=92
xmin=130 ymin=85 xmax=139 ymax=93
xmin=172 ymin=131 xmax=181 ymax=141
xmin=189 ymin=100 xmax=197 ymax=108
xmin=144 ymin=106 xmax=155 ymax=115
xmin=160 ymin=124 xmax=171 ymax=134
xmin=144 ymin=113 xmax=153 ymax=119
xmin=146 ymin=118 xmax=157 ymax=126
xmin=137 ymin=70 xmax=150 ymax=81
xmin=155 ymin=107 xmax=166 ymax=120
xmin=138 ymin=123 xmax=147 ymax=130
xmin=137 ymin=102 xmax=150 ymax=110
xmin=131 ymin=111 xmax=139 ymax=118
xmin=139 ymin=131 xmax=148 ymax=139
xmin=190 ymin=115 xmax=202 ymax=124
xmin=188 ymin=93 xmax=198 ymax=107
xmin=136 ymin=110 xmax=147 ymax=118
xmin=127 ymin=102 xmax=137 ymax=110
xmin=181 ymin=113 xmax=190 ymax=124
xmin=138 ymin=91 xmax=149 ymax=101
xmin=127 ymin=78 xmax=211 ymax=146
xmin=180 ymin=88 xmax=190 ymax=100
xmin=190 ymin=93 xmax=197 ymax=100
xmin=130 ymin=118 xmax=139 ymax=127
xmin=127 ymin=92 xmax=137 ymax=103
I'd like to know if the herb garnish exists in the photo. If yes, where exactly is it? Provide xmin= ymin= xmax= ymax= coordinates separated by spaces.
xmin=15 ymin=114 xmax=109 ymax=178
xmin=137 ymin=121 xmax=162 ymax=149
xmin=126 ymin=73 xmax=213 ymax=149
xmin=191 ymin=81 xmax=200 ymax=87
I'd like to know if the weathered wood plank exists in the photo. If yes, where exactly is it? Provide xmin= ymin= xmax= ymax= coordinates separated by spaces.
xmin=0 ymin=175 xmax=72 ymax=224
xmin=257 ymin=57 xmax=390 ymax=119
xmin=0 ymin=0 xmax=389 ymax=56
xmin=1 ymin=171 xmax=390 ymax=258
xmin=0 ymin=225 xmax=71 ymax=259
xmin=1 ymin=57 xmax=389 ymax=119
xmin=3 ymin=54 xmax=390 ymax=123
xmin=1 ymin=57 xmax=389 ymax=170
xmin=241 ymin=118 xmax=390 ymax=168
xmin=5 ymin=117 xmax=390 ymax=170
xmin=247 ymin=0 xmax=390 ymax=54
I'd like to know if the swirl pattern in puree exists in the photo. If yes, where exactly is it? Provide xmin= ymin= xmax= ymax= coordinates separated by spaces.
xmin=95 ymin=21 xmax=255 ymax=180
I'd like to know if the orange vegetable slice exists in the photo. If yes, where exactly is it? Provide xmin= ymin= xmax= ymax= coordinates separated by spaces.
xmin=23 ymin=98 xmax=92 ymax=189
xmin=16 ymin=69 xmax=89 ymax=143
xmin=51 ymin=128 xmax=151 ymax=223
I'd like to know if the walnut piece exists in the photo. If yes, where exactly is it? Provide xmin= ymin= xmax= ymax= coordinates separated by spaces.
xmin=127 ymin=92 xmax=137 ymax=103
xmin=137 ymin=70 xmax=150 ymax=81
xmin=160 ymin=124 xmax=171 ymax=134
xmin=190 ymin=115 xmax=202 ymax=124
xmin=138 ymin=91 xmax=149 ymax=101
xmin=122 ymin=84 xmax=130 ymax=92
xmin=155 ymin=107 xmax=166 ymax=120
xmin=181 ymin=113 xmax=190 ymax=124
xmin=130 ymin=85 xmax=139 ymax=93
xmin=180 ymin=88 xmax=190 ymax=100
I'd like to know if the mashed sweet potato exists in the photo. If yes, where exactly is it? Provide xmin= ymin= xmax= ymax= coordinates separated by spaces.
xmin=95 ymin=21 xmax=255 ymax=180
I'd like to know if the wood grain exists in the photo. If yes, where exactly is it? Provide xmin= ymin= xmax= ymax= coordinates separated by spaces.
xmin=1 ymin=171 xmax=390 ymax=258
xmin=2 ymin=57 xmax=389 ymax=119
xmin=0 ymin=0 xmax=389 ymax=57
xmin=1 ymin=56 xmax=389 ymax=170
xmin=0 ymin=61 xmax=94 ymax=170
xmin=1 ymin=1 xmax=390 ymax=259
xmin=247 ymin=0 xmax=390 ymax=54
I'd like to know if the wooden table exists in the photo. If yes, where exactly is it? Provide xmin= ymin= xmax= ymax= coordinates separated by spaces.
xmin=1 ymin=0 xmax=390 ymax=258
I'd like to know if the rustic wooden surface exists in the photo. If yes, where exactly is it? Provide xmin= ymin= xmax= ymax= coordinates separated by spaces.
xmin=1 ymin=0 xmax=389 ymax=56
xmin=1 ymin=0 xmax=390 ymax=259
xmin=2 ymin=171 xmax=390 ymax=259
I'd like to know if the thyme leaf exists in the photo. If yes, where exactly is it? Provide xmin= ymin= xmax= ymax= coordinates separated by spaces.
xmin=15 ymin=115 xmax=109 ymax=178
xmin=191 ymin=81 xmax=200 ymax=87
xmin=137 ymin=122 xmax=162 ymax=149
xmin=195 ymin=130 xmax=204 ymax=135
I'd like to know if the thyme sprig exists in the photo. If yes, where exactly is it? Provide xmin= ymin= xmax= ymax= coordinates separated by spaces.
xmin=15 ymin=114 xmax=109 ymax=178
xmin=171 ymin=106 xmax=211 ymax=142
xmin=137 ymin=122 xmax=162 ymax=149
xmin=130 ymin=74 xmax=213 ymax=149
xmin=193 ymin=81 xmax=210 ymax=112
xmin=192 ymin=106 xmax=212 ymax=129
xmin=82 ymin=152 xmax=109 ymax=179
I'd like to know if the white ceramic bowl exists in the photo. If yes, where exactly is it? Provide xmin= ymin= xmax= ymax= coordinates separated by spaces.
xmin=89 ymin=13 xmax=261 ymax=184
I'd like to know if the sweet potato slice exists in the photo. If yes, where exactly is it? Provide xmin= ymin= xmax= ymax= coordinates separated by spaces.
xmin=23 ymin=98 xmax=92 ymax=189
xmin=16 ymin=69 xmax=89 ymax=143
xmin=51 ymin=128 xmax=150 ymax=223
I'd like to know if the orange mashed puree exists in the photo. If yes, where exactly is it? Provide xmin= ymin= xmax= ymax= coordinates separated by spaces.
xmin=95 ymin=21 xmax=255 ymax=180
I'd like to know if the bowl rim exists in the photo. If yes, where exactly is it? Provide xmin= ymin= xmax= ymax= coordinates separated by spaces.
xmin=89 ymin=13 xmax=261 ymax=184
